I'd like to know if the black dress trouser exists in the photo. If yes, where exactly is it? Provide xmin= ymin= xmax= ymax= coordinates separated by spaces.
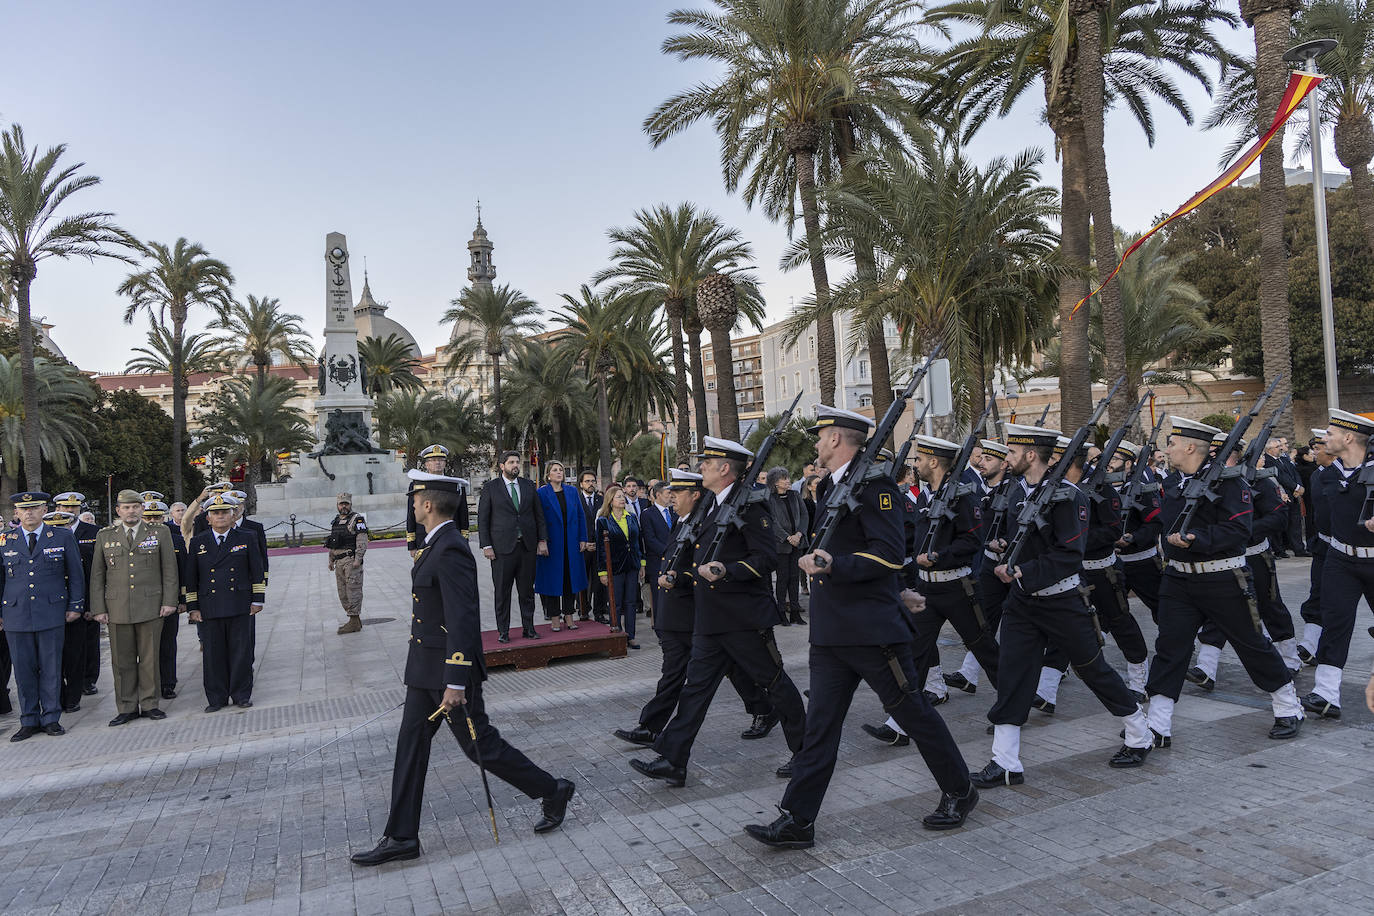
xmin=159 ymin=613 xmax=179 ymax=690
xmin=1121 ymin=555 xmax=1163 ymax=622
xmin=638 ymin=629 xmax=771 ymax=733
xmin=384 ymin=683 xmax=557 ymax=841
xmin=1300 ymin=539 xmax=1327 ymax=626
xmin=910 ymin=577 xmax=1000 ymax=689
xmin=491 ymin=541 xmax=537 ymax=635
xmin=1043 ymin=566 xmax=1148 ymax=671
xmin=1315 ymin=552 xmax=1374 ymax=669
xmin=60 ymin=617 xmax=87 ymax=709
xmin=1198 ymin=552 xmax=1295 ymax=649
xmin=653 ymin=629 xmax=805 ymax=767
xmin=201 ymin=615 xmax=254 ymax=706
xmin=780 ymin=643 xmax=971 ymax=823
xmin=83 ymin=617 xmax=100 ymax=689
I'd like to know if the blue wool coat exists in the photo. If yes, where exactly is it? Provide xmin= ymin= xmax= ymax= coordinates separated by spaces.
xmin=534 ymin=484 xmax=590 ymax=596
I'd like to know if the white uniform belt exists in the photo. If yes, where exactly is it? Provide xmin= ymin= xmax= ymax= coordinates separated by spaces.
xmin=1244 ymin=539 xmax=1269 ymax=557
xmin=919 ymin=566 xmax=972 ymax=583
xmin=1118 ymin=546 xmax=1158 ymax=563
xmin=1081 ymin=555 xmax=1116 ymax=571
xmin=1030 ymin=574 xmax=1081 ymax=597
xmin=1166 ymin=556 xmax=1246 ymax=574
xmin=1329 ymin=538 xmax=1374 ymax=559
xmin=1320 ymin=534 xmax=1333 ymax=545
xmin=984 ymin=547 xmax=1001 ymax=562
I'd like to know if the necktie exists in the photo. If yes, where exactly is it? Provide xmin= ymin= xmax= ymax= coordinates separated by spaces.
xmin=126 ymin=527 xmax=135 ymax=550
xmin=664 ymin=507 xmax=672 ymax=527
xmin=217 ymin=534 xmax=224 ymax=547
xmin=27 ymin=531 xmax=36 ymax=554
xmin=509 ymin=480 xmax=519 ymax=510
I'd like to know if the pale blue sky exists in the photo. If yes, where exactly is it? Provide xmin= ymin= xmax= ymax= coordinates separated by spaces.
xmin=2 ymin=0 xmax=1320 ymax=372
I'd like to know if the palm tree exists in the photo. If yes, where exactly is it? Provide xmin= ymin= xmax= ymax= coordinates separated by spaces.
xmin=595 ymin=203 xmax=761 ymax=455
xmin=118 ymin=238 xmax=234 ymax=500
xmin=358 ymin=333 xmax=425 ymax=396
xmin=192 ymin=375 xmax=312 ymax=514
xmin=549 ymin=285 xmax=645 ymax=484
xmin=125 ymin=320 xmax=224 ymax=390
xmin=502 ymin=343 xmax=597 ymax=463
xmin=684 ymin=304 xmax=712 ymax=441
xmin=648 ymin=0 xmax=924 ymax=408
xmin=0 ymin=355 xmax=96 ymax=504
xmin=0 ymin=124 xmax=135 ymax=490
xmin=212 ymin=294 xmax=314 ymax=393
xmin=607 ymin=312 xmax=678 ymax=437
xmin=441 ymin=283 xmax=541 ymax=448
xmin=696 ymin=273 xmax=745 ymax=440
xmin=375 ymin=388 xmax=487 ymax=468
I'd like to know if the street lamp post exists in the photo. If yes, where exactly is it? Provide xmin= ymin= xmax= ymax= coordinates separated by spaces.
xmin=1285 ymin=38 xmax=1341 ymax=411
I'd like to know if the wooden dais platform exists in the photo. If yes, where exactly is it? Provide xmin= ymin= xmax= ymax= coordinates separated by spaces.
xmin=481 ymin=620 xmax=628 ymax=670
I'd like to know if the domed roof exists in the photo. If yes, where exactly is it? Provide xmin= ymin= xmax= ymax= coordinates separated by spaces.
xmin=354 ymin=275 xmax=419 ymax=355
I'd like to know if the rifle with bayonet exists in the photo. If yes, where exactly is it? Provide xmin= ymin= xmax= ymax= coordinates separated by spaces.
xmin=1037 ymin=402 xmax=1053 ymax=425
xmin=1083 ymin=389 xmax=1153 ymax=504
xmin=890 ymin=402 xmax=933 ymax=481
xmin=1119 ymin=409 xmax=1168 ymax=531
xmin=1169 ymin=375 xmax=1282 ymax=538
xmin=917 ymin=401 xmax=994 ymax=562
xmin=1002 ymin=377 xmax=1125 ymax=573
xmin=1240 ymin=393 xmax=1292 ymax=484
xmin=812 ymin=344 xmax=944 ymax=569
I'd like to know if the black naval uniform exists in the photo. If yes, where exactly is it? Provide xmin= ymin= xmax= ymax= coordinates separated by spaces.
xmin=59 ymin=519 xmax=99 ymax=710
xmin=1298 ymin=462 xmax=1331 ymax=657
xmin=779 ymin=468 xmax=972 ymax=823
xmin=988 ymin=479 xmax=1141 ymax=727
xmin=1145 ymin=466 xmax=1295 ymax=722
xmin=975 ymin=477 xmax=1017 ymax=645
xmin=158 ymin=520 xmax=187 ymax=696
xmin=650 ymin=487 xmax=806 ymax=770
xmin=382 ymin=520 xmax=558 ymax=842
xmin=909 ymin=482 xmax=999 ymax=689
xmin=72 ymin=519 xmax=100 ymax=693
xmin=185 ymin=526 xmax=265 ymax=707
xmin=1310 ymin=457 xmax=1374 ymax=709
xmin=405 ymin=485 xmax=469 ymax=550
xmin=1116 ymin=470 xmax=1164 ymax=621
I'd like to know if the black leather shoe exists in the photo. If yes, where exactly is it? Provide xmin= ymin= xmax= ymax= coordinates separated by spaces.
xmin=10 ymin=725 xmax=40 ymax=742
xmin=523 ymin=629 xmax=542 ymax=640
xmin=43 ymin=722 xmax=65 ymax=736
xmin=108 ymin=712 xmax=139 ymax=727
xmin=235 ymin=700 xmax=253 ymax=709
xmin=741 ymin=712 xmax=779 ymax=740
xmin=497 ymin=634 xmax=510 ymax=644
xmin=62 ymin=704 xmax=80 ymax=713
xmin=970 ymin=760 xmax=1024 ymax=789
xmin=775 ymin=756 xmax=794 ymax=779
xmin=82 ymin=685 xmax=98 ymax=696
xmin=141 ymin=709 xmax=166 ymax=720
xmin=777 ymin=617 xmax=792 ymax=627
xmin=161 ymin=687 xmax=177 ymax=700
xmin=744 ymin=810 xmax=814 ymax=850
xmin=922 ymin=785 xmax=978 ymax=830
xmin=631 ymin=756 xmax=686 ymax=787
xmin=923 ymin=690 xmax=948 ymax=706
xmin=533 ymin=778 xmax=575 ymax=833
xmin=943 ymin=672 xmax=976 ymax=694
xmin=1297 ymin=645 xmax=1317 ymax=666
xmin=205 ymin=704 xmax=224 ymax=713
xmin=612 ymin=725 xmax=657 ymax=747
xmin=1300 ymin=692 xmax=1341 ymax=719
xmin=1108 ymin=744 xmax=1151 ymax=768
xmin=861 ymin=722 xmax=910 ymax=747
xmin=1185 ymin=667 xmax=1215 ymax=691
xmin=789 ymin=611 xmax=806 ymax=625
xmin=350 ymin=836 xmax=422 ymax=866
xmin=1031 ymin=696 xmax=1055 ymax=715
xmin=1269 ymin=716 xmax=1303 ymax=739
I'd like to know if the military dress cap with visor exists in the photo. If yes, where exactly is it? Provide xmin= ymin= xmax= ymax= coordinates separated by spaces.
xmin=11 ymin=491 xmax=50 ymax=509
xmin=42 ymin=510 xmax=74 ymax=526
xmin=979 ymin=439 xmax=1010 ymax=458
xmin=142 ymin=500 xmax=169 ymax=519
xmin=417 ymin=443 xmax=450 ymax=461
xmin=1002 ymin=423 xmax=1061 ymax=448
xmin=203 ymin=493 xmax=240 ymax=512
xmin=697 ymin=435 xmax=753 ymax=463
xmin=116 ymin=489 xmax=143 ymax=505
xmin=229 ymin=489 xmax=248 ymax=502
xmin=1329 ymin=408 xmax=1374 ymax=436
xmin=53 ymin=491 xmax=86 ymax=509
xmin=1169 ymin=416 xmax=1221 ymax=442
xmin=405 ymin=469 xmax=470 ymax=494
xmin=206 ymin=480 xmax=233 ymax=494
xmin=807 ymin=405 xmax=876 ymax=436
xmin=914 ymin=435 xmax=959 ymax=460
xmin=668 ymin=469 xmax=704 ymax=490
xmin=139 ymin=490 xmax=165 ymax=503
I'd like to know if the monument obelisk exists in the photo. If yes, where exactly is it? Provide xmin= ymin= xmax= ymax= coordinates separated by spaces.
xmin=316 ymin=232 xmax=376 ymax=442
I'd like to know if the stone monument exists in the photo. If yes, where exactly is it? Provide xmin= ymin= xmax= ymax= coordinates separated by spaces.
xmin=253 ymin=233 xmax=409 ymax=533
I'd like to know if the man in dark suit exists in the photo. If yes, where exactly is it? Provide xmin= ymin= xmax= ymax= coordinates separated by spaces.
xmin=351 ymin=470 xmax=575 ymax=866
xmin=640 ymin=482 xmax=675 ymax=620
xmin=54 ymin=492 xmax=99 ymax=701
xmin=184 ymin=493 xmax=265 ymax=711
xmin=576 ymin=469 xmax=606 ymax=622
xmin=1 ymin=492 xmax=85 ymax=740
xmin=140 ymin=499 xmax=187 ymax=700
xmin=478 ymin=451 xmax=548 ymax=642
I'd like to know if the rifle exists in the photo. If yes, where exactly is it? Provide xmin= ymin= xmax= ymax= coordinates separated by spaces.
xmin=1002 ymin=377 xmax=1125 ymax=573
xmin=890 ymin=401 xmax=933 ymax=481
xmin=1169 ymin=375 xmax=1282 ymax=538
xmin=812 ymin=344 xmax=944 ymax=569
xmin=1083 ymin=390 xmax=1153 ymax=504
xmin=1119 ymin=409 xmax=1168 ymax=531
xmin=696 ymin=391 xmax=805 ymax=569
xmin=917 ymin=401 xmax=995 ymax=561
xmin=1240 ymin=393 xmax=1292 ymax=484
xmin=1037 ymin=402 xmax=1053 ymax=425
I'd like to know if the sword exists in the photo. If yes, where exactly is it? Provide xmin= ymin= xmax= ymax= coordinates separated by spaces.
xmin=288 ymin=700 xmax=404 ymax=767
xmin=431 ymin=704 xmax=500 ymax=843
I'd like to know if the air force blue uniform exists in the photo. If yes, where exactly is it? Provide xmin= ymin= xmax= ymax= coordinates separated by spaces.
xmin=0 ymin=524 xmax=85 ymax=727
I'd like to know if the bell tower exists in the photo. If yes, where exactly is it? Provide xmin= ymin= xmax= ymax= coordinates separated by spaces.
xmin=467 ymin=201 xmax=495 ymax=290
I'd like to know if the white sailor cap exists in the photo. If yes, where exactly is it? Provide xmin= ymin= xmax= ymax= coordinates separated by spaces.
xmin=1311 ymin=428 xmax=1328 ymax=442
xmin=407 ymin=469 xmax=470 ymax=494
xmin=1113 ymin=440 xmax=1141 ymax=461
xmin=979 ymin=439 xmax=1009 ymax=457
xmin=914 ymin=435 xmax=959 ymax=459
xmin=699 ymin=436 xmax=753 ymax=462
xmin=806 ymin=405 xmax=875 ymax=436
xmin=668 ymin=469 xmax=704 ymax=489
xmin=1170 ymin=416 xmax=1221 ymax=442
xmin=1329 ymin=408 xmax=1374 ymax=436
xmin=1052 ymin=436 xmax=1088 ymax=459
xmin=1003 ymin=423 xmax=1061 ymax=448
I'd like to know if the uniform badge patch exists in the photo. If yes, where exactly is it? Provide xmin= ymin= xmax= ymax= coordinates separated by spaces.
xmin=879 ymin=493 xmax=893 ymax=511
xmin=760 ymin=516 xmax=770 ymax=529
xmin=1078 ymin=505 xmax=1089 ymax=522
xmin=1241 ymin=490 xmax=1251 ymax=503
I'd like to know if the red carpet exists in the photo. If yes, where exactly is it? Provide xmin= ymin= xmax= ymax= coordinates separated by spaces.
xmin=482 ymin=620 xmax=628 ymax=669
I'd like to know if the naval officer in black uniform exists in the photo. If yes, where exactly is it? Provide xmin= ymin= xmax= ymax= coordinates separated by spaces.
xmin=352 ymin=470 xmax=575 ymax=867
xmin=405 ymin=444 xmax=470 ymax=558
xmin=747 ymin=407 xmax=977 ymax=849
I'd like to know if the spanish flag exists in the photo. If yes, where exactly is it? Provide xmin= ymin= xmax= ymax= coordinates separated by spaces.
xmin=1073 ymin=70 xmax=1324 ymax=317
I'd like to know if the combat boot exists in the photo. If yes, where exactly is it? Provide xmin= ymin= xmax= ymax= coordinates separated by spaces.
xmin=337 ymin=616 xmax=362 ymax=635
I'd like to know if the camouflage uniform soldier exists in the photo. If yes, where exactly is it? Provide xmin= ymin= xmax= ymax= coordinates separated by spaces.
xmin=329 ymin=493 xmax=368 ymax=634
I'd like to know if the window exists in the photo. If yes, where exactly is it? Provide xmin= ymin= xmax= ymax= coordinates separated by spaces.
xmin=809 ymin=368 xmax=816 ymax=388
xmin=706 ymin=380 xmax=716 ymax=391
xmin=794 ymin=371 xmax=801 ymax=393
xmin=808 ymin=336 xmax=815 ymax=357
xmin=781 ymin=376 xmax=788 ymax=396
xmin=858 ymin=394 xmax=873 ymax=408
xmin=858 ymin=359 xmax=869 ymax=379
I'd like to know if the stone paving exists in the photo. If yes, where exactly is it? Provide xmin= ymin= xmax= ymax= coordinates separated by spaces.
xmin=2 ymin=541 xmax=1373 ymax=915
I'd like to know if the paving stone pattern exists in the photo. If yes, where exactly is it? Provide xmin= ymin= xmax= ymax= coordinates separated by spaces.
xmin=1 ymin=543 xmax=1371 ymax=915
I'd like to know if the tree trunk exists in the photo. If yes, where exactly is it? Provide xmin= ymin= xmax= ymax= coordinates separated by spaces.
xmin=1077 ymin=1 xmax=1130 ymax=425
xmin=596 ymin=374 xmax=613 ymax=487
xmin=709 ymin=325 xmax=740 ymax=441
xmin=13 ymin=266 xmax=42 ymax=491
xmin=791 ymin=138 xmax=837 ymax=407
xmin=687 ymin=321 xmax=711 ymax=442
xmin=1057 ymin=123 xmax=1094 ymax=430
xmin=171 ymin=308 xmax=186 ymax=501
xmin=245 ymin=459 xmax=259 ymax=516
xmin=1251 ymin=5 xmax=1296 ymax=438
xmin=1334 ymin=114 xmax=1374 ymax=255
xmin=665 ymin=298 xmax=691 ymax=458
xmin=491 ymin=352 xmax=503 ymax=449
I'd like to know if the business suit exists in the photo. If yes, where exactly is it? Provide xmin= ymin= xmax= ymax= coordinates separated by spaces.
xmin=185 ymin=526 xmax=265 ymax=706
xmin=70 ymin=519 xmax=100 ymax=694
xmin=640 ymin=502 xmax=675 ymax=619
xmin=1 ymin=524 xmax=85 ymax=728
xmin=477 ymin=474 xmax=547 ymax=637
xmin=384 ymin=520 xmax=559 ymax=841
xmin=577 ymin=488 xmax=606 ymax=619
xmin=158 ymin=520 xmax=187 ymax=696
xmin=90 ymin=521 xmax=180 ymax=715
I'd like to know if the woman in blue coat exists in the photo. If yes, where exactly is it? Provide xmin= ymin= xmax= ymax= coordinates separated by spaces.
xmin=534 ymin=461 xmax=589 ymax=632
xmin=596 ymin=485 xmax=645 ymax=648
